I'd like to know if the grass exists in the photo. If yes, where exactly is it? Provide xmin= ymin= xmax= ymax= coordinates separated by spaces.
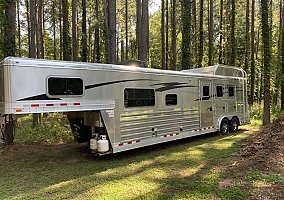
xmin=0 ymin=123 xmax=262 ymax=200
xmin=14 ymin=113 xmax=73 ymax=144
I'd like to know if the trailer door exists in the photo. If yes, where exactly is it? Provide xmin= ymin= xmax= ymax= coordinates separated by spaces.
xmin=200 ymin=81 xmax=214 ymax=128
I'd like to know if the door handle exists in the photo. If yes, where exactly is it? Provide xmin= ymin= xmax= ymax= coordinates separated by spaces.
xmin=207 ymin=107 xmax=213 ymax=111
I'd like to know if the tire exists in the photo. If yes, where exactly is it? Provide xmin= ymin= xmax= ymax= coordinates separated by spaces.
xmin=229 ymin=117 xmax=239 ymax=133
xmin=220 ymin=118 xmax=229 ymax=135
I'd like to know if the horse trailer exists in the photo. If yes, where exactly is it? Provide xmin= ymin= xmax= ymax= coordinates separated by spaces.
xmin=0 ymin=57 xmax=249 ymax=154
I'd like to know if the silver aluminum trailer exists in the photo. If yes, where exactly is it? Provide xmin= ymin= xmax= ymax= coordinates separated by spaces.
xmin=0 ymin=57 xmax=249 ymax=154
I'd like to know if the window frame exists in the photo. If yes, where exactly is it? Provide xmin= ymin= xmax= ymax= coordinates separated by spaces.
xmin=215 ymin=85 xmax=224 ymax=98
xmin=124 ymin=88 xmax=156 ymax=108
xmin=165 ymin=94 xmax=178 ymax=106
xmin=202 ymin=85 xmax=210 ymax=100
xmin=47 ymin=76 xmax=85 ymax=97
xmin=228 ymin=85 xmax=235 ymax=98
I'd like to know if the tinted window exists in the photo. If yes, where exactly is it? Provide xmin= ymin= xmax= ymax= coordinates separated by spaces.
xmin=48 ymin=77 xmax=83 ymax=96
xmin=124 ymin=88 xmax=155 ymax=107
xmin=203 ymin=86 xmax=210 ymax=97
xmin=216 ymin=86 xmax=223 ymax=97
xmin=228 ymin=86 xmax=235 ymax=97
xmin=166 ymin=94 xmax=177 ymax=105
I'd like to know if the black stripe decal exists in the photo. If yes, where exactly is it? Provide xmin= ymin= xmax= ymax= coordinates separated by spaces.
xmin=17 ymin=94 xmax=61 ymax=101
xmin=85 ymin=79 xmax=155 ymax=90
xmin=149 ymin=82 xmax=198 ymax=92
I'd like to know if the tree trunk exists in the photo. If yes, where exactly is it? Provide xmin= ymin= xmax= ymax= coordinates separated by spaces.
xmin=121 ymin=40 xmax=125 ymax=62
xmin=103 ymin=0 xmax=110 ymax=63
xmin=2 ymin=0 xmax=16 ymax=145
xmin=161 ymin=0 xmax=165 ymax=69
xmin=281 ymin=0 xmax=284 ymax=110
xmin=181 ymin=0 xmax=191 ymax=69
xmin=198 ymin=0 xmax=203 ymax=68
xmin=30 ymin=0 xmax=36 ymax=58
xmin=208 ymin=0 xmax=213 ymax=66
xmin=25 ymin=0 xmax=31 ymax=57
xmin=125 ymin=0 xmax=128 ymax=60
xmin=192 ymin=0 xmax=197 ymax=65
xmin=250 ymin=0 xmax=255 ymax=105
xmin=17 ymin=0 xmax=21 ymax=57
xmin=139 ymin=0 xmax=148 ymax=64
xmin=81 ymin=0 xmax=87 ymax=62
xmin=62 ymin=0 xmax=72 ymax=61
xmin=52 ymin=0 xmax=57 ymax=60
xmin=171 ymin=0 xmax=177 ymax=70
xmin=59 ymin=0 xmax=63 ymax=60
xmin=72 ymin=0 xmax=78 ymax=61
xmin=244 ymin=0 xmax=249 ymax=72
xmin=108 ymin=0 xmax=116 ymax=63
xmin=273 ymin=1 xmax=282 ymax=107
xmin=30 ymin=0 xmax=39 ymax=126
xmin=230 ymin=0 xmax=236 ymax=66
xmin=165 ymin=0 xmax=169 ymax=69
xmin=116 ymin=30 xmax=119 ymax=62
xmin=218 ymin=0 xmax=223 ymax=64
xmin=261 ymin=0 xmax=271 ymax=125
xmin=88 ymin=18 xmax=92 ymax=62
xmin=38 ymin=0 xmax=44 ymax=59
xmin=136 ymin=0 xmax=142 ymax=59
xmin=94 ymin=0 xmax=100 ymax=63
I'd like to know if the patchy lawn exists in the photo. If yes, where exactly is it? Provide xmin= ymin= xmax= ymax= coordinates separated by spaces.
xmin=0 ymin=124 xmax=272 ymax=200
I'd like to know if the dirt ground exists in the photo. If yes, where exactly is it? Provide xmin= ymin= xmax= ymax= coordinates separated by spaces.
xmin=227 ymin=117 xmax=284 ymax=199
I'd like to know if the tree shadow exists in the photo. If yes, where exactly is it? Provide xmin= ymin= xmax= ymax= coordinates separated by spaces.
xmin=0 ymin=130 xmax=250 ymax=199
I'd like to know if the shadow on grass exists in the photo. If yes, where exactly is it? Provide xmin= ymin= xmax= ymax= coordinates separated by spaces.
xmin=0 ymin=129 xmax=253 ymax=200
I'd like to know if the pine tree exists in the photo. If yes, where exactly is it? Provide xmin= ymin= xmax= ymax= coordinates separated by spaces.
xmin=81 ymin=0 xmax=87 ymax=62
xmin=230 ymin=0 xmax=236 ymax=66
xmin=208 ymin=0 xmax=213 ymax=66
xmin=181 ymin=0 xmax=191 ymax=69
xmin=161 ymin=0 xmax=165 ymax=69
xmin=72 ymin=0 xmax=78 ymax=61
xmin=171 ymin=0 xmax=177 ymax=70
xmin=62 ymin=0 xmax=72 ymax=61
xmin=261 ymin=0 xmax=271 ymax=125
xmin=198 ymin=0 xmax=203 ymax=68
xmin=250 ymin=0 xmax=255 ymax=105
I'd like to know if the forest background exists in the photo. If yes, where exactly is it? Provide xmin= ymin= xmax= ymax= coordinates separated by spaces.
xmin=0 ymin=0 xmax=283 ymax=125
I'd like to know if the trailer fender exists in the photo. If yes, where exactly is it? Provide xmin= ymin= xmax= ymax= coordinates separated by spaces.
xmin=217 ymin=115 xmax=240 ymax=131
xmin=216 ymin=116 xmax=232 ymax=131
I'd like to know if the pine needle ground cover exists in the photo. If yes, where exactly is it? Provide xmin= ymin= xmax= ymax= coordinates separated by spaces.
xmin=0 ymin=123 xmax=270 ymax=200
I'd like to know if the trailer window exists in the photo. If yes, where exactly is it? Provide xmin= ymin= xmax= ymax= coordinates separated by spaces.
xmin=166 ymin=94 xmax=177 ymax=105
xmin=228 ymin=86 xmax=235 ymax=97
xmin=203 ymin=86 xmax=210 ymax=97
xmin=216 ymin=86 xmax=223 ymax=97
xmin=124 ymin=88 xmax=155 ymax=107
xmin=48 ymin=77 xmax=84 ymax=96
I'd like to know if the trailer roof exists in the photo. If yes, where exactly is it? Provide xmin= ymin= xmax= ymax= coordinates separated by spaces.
xmin=2 ymin=57 xmax=246 ymax=79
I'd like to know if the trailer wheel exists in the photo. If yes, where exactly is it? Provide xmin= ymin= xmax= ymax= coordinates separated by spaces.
xmin=229 ymin=117 xmax=239 ymax=133
xmin=220 ymin=118 xmax=229 ymax=135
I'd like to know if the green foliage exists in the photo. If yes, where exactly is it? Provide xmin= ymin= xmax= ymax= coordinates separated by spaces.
xmin=14 ymin=113 xmax=73 ymax=144
xmin=219 ymin=186 xmax=247 ymax=200
xmin=247 ymin=171 xmax=284 ymax=185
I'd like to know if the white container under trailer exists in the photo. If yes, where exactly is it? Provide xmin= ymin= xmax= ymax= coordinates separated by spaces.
xmin=0 ymin=57 xmax=250 ymax=155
